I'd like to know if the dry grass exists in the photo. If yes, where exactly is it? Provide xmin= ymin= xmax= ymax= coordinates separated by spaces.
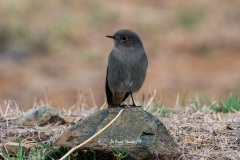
xmin=160 ymin=108 xmax=240 ymax=159
xmin=0 ymin=96 xmax=239 ymax=159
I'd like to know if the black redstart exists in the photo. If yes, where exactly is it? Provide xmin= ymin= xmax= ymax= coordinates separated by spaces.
xmin=105 ymin=29 xmax=148 ymax=108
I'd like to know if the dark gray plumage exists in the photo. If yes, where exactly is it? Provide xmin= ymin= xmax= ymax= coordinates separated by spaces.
xmin=105 ymin=29 xmax=148 ymax=108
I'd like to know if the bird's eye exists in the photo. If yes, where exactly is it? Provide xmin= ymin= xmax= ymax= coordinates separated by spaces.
xmin=120 ymin=36 xmax=128 ymax=41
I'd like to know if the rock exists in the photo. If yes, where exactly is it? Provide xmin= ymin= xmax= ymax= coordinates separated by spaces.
xmin=14 ymin=105 xmax=65 ymax=126
xmin=55 ymin=107 xmax=181 ymax=160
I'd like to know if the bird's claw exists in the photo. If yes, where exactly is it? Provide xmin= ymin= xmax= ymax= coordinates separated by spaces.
xmin=129 ymin=104 xmax=141 ymax=108
xmin=112 ymin=105 xmax=127 ymax=108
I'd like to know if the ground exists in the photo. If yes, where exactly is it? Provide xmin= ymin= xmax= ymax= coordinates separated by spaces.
xmin=0 ymin=101 xmax=239 ymax=159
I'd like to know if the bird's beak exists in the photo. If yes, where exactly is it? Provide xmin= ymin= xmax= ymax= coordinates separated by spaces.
xmin=106 ymin=35 xmax=116 ymax=39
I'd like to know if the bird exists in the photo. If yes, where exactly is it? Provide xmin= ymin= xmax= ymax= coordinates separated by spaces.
xmin=105 ymin=29 xmax=148 ymax=108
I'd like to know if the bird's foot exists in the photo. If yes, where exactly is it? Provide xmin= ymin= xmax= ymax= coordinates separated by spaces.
xmin=112 ymin=104 xmax=127 ymax=108
xmin=129 ymin=104 xmax=141 ymax=108
xmin=120 ymin=104 xmax=127 ymax=108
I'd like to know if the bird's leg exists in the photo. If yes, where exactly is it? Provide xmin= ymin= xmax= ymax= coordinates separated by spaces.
xmin=130 ymin=92 xmax=141 ymax=107
xmin=112 ymin=92 xmax=119 ymax=108
xmin=112 ymin=92 xmax=126 ymax=108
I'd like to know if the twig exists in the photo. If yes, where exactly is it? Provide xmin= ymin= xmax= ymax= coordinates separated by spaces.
xmin=145 ymin=90 xmax=156 ymax=110
xmin=59 ymin=108 xmax=124 ymax=160
xmin=88 ymin=88 xmax=97 ymax=108
xmin=100 ymin=100 xmax=107 ymax=110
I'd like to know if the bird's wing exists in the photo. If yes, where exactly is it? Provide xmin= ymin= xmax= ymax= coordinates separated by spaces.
xmin=105 ymin=67 xmax=112 ymax=106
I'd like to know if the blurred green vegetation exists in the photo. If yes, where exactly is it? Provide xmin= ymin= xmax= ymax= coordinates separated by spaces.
xmin=177 ymin=6 xmax=207 ymax=28
xmin=1 ymin=0 xmax=240 ymax=57
xmin=189 ymin=94 xmax=240 ymax=113
xmin=210 ymin=95 xmax=240 ymax=113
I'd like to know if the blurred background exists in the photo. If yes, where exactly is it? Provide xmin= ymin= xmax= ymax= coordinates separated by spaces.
xmin=0 ymin=0 xmax=240 ymax=109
